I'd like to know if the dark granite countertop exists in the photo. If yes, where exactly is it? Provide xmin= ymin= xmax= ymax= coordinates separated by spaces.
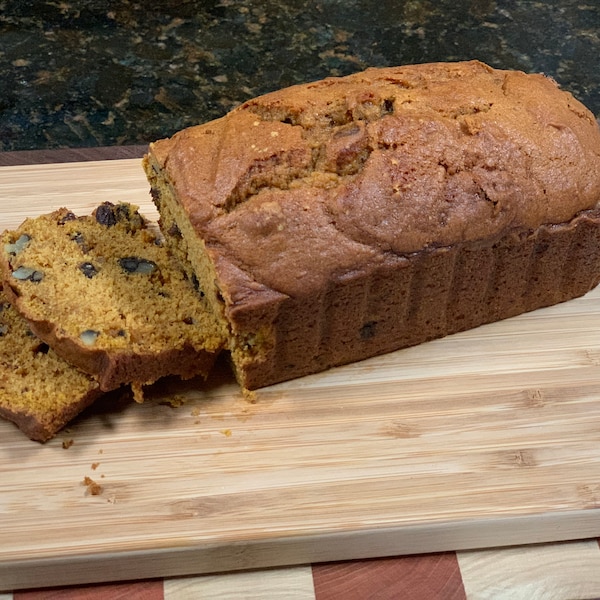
xmin=1 ymin=0 xmax=599 ymax=152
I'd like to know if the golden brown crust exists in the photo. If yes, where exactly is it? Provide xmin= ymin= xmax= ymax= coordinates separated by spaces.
xmin=149 ymin=61 xmax=600 ymax=284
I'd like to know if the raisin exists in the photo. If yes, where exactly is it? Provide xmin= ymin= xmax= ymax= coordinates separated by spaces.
xmin=79 ymin=262 xmax=98 ymax=278
xmin=32 ymin=342 xmax=50 ymax=354
xmin=58 ymin=211 xmax=77 ymax=225
xmin=360 ymin=321 xmax=377 ymax=340
xmin=168 ymin=222 xmax=182 ymax=238
xmin=95 ymin=202 xmax=117 ymax=227
xmin=118 ymin=257 xmax=157 ymax=274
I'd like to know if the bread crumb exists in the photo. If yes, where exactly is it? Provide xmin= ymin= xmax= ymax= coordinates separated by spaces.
xmin=160 ymin=394 xmax=186 ymax=408
xmin=91 ymin=462 xmax=100 ymax=470
xmin=62 ymin=439 xmax=74 ymax=449
xmin=131 ymin=383 xmax=145 ymax=404
xmin=83 ymin=476 xmax=103 ymax=496
xmin=220 ymin=429 xmax=232 ymax=437
xmin=242 ymin=388 xmax=257 ymax=404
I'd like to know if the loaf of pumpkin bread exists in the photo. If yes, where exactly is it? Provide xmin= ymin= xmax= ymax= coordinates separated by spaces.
xmin=143 ymin=60 xmax=600 ymax=390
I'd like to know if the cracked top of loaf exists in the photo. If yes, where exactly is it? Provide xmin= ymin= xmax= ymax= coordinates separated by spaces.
xmin=147 ymin=60 xmax=600 ymax=298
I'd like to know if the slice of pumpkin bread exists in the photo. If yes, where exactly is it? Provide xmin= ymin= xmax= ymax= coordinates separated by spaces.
xmin=0 ymin=202 xmax=226 ymax=395
xmin=0 ymin=285 xmax=102 ymax=442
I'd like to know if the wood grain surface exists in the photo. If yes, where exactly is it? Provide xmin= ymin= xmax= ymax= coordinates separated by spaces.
xmin=1 ymin=160 xmax=600 ymax=592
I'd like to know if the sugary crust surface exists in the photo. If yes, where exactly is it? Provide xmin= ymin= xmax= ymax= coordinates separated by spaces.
xmin=145 ymin=61 xmax=600 ymax=388
xmin=148 ymin=60 xmax=600 ymax=301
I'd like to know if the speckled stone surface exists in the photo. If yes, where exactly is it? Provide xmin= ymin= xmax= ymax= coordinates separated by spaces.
xmin=1 ymin=0 xmax=599 ymax=151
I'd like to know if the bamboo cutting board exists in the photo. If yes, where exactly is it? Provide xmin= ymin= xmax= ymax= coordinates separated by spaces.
xmin=1 ymin=160 xmax=600 ymax=592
